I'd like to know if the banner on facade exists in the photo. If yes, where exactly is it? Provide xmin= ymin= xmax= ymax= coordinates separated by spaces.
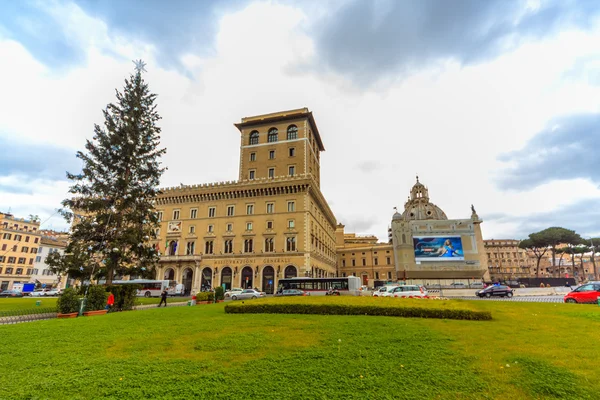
xmin=413 ymin=236 xmax=464 ymax=261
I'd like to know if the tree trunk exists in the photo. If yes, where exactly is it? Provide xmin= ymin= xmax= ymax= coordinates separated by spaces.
xmin=551 ymin=247 xmax=556 ymax=275
xmin=535 ymin=256 xmax=541 ymax=278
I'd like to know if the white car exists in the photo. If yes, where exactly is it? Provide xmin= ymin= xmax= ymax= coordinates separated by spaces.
xmin=388 ymin=285 xmax=429 ymax=298
xmin=373 ymin=285 xmax=398 ymax=297
xmin=29 ymin=289 xmax=50 ymax=297
xmin=231 ymin=289 xmax=266 ymax=300
xmin=46 ymin=288 xmax=62 ymax=296
xmin=224 ymin=288 xmax=244 ymax=299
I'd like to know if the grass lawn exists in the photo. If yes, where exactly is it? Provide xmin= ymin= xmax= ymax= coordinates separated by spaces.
xmin=0 ymin=296 xmax=191 ymax=312
xmin=0 ymin=297 xmax=598 ymax=400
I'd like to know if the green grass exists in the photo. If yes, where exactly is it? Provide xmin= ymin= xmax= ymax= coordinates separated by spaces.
xmin=0 ymin=298 xmax=599 ymax=399
xmin=0 ymin=296 xmax=191 ymax=312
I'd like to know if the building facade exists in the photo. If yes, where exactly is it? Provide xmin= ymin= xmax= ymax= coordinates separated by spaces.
xmin=484 ymin=239 xmax=536 ymax=282
xmin=387 ymin=178 xmax=488 ymax=285
xmin=152 ymin=108 xmax=337 ymax=294
xmin=30 ymin=231 xmax=68 ymax=289
xmin=335 ymin=226 xmax=394 ymax=286
xmin=0 ymin=212 xmax=41 ymax=291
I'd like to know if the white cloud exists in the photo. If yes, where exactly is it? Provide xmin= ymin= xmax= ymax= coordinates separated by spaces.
xmin=2 ymin=1 xmax=600 ymax=240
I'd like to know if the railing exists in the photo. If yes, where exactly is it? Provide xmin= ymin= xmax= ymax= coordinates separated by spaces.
xmin=160 ymin=255 xmax=202 ymax=262
xmin=0 ymin=308 xmax=57 ymax=325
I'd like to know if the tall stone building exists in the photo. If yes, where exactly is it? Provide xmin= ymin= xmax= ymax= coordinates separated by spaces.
xmin=153 ymin=108 xmax=337 ymax=294
xmin=388 ymin=178 xmax=488 ymax=284
xmin=484 ymin=239 xmax=536 ymax=281
xmin=0 ymin=212 xmax=41 ymax=291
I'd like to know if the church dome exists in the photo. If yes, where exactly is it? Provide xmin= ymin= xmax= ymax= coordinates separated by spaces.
xmin=400 ymin=176 xmax=448 ymax=221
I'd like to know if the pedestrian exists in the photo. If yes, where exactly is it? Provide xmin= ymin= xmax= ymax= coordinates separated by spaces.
xmin=158 ymin=290 xmax=168 ymax=307
xmin=106 ymin=292 xmax=115 ymax=311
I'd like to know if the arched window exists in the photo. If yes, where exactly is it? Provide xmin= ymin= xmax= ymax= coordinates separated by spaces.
xmin=267 ymin=128 xmax=278 ymax=143
xmin=287 ymin=125 xmax=298 ymax=140
xmin=249 ymin=131 xmax=259 ymax=145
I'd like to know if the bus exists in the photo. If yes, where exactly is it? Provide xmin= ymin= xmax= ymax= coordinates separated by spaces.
xmin=276 ymin=276 xmax=361 ymax=296
xmin=112 ymin=279 xmax=184 ymax=297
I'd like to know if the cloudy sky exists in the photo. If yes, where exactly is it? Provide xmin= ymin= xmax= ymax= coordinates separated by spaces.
xmin=2 ymin=0 xmax=600 ymax=241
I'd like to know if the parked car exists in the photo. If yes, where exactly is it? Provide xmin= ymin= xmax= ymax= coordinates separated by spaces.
xmin=564 ymin=282 xmax=600 ymax=304
xmin=450 ymin=282 xmax=466 ymax=289
xmin=373 ymin=285 xmax=397 ymax=297
xmin=29 ymin=289 xmax=50 ymax=297
xmin=469 ymin=282 xmax=484 ymax=288
xmin=231 ymin=289 xmax=266 ymax=300
xmin=224 ymin=288 xmax=243 ymax=299
xmin=387 ymin=285 xmax=428 ymax=298
xmin=476 ymin=285 xmax=513 ymax=298
xmin=275 ymin=289 xmax=309 ymax=297
xmin=0 ymin=290 xmax=24 ymax=298
xmin=46 ymin=288 xmax=62 ymax=296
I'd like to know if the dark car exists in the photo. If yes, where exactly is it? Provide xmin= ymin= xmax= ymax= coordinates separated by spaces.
xmin=0 ymin=290 xmax=24 ymax=298
xmin=476 ymin=285 xmax=513 ymax=298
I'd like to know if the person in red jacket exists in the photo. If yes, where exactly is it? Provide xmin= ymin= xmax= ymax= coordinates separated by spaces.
xmin=107 ymin=292 xmax=115 ymax=311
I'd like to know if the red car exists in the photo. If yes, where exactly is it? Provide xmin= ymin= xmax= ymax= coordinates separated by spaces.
xmin=564 ymin=282 xmax=600 ymax=304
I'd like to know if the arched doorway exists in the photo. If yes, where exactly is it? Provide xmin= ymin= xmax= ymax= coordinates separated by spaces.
xmin=241 ymin=266 xmax=253 ymax=289
xmin=221 ymin=267 xmax=232 ymax=290
xmin=182 ymin=268 xmax=193 ymax=296
xmin=284 ymin=265 xmax=297 ymax=278
xmin=262 ymin=266 xmax=275 ymax=294
xmin=200 ymin=267 xmax=212 ymax=291
xmin=164 ymin=268 xmax=175 ymax=280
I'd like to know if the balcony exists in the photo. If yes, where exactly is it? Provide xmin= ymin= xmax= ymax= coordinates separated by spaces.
xmin=159 ymin=254 xmax=202 ymax=263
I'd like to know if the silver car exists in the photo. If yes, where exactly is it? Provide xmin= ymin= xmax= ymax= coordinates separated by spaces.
xmin=231 ymin=289 xmax=266 ymax=300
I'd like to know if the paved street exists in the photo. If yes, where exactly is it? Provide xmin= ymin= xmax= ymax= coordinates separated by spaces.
xmin=446 ymin=295 xmax=565 ymax=303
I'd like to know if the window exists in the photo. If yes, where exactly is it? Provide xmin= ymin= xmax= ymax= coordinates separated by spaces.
xmin=266 ymin=203 xmax=274 ymax=214
xmin=32 ymin=269 xmax=38 ymax=275
xmin=374 ymin=258 xmax=378 ymax=266
xmin=157 ymin=211 xmax=163 ymax=222
xmin=342 ymin=259 xmax=346 ymax=267
xmin=246 ymin=222 xmax=253 ymax=231
xmin=186 ymin=241 xmax=195 ymax=255
xmin=8 ymin=257 xmax=16 ymax=264
xmin=352 ymin=259 xmax=356 ymax=267
xmin=226 ymin=223 xmax=233 ymax=232
xmin=34 ymin=238 xmax=39 ymax=244
xmin=6 ymin=267 xmax=13 ymax=274
xmin=224 ymin=240 xmax=233 ymax=254
xmin=247 ymin=204 xmax=254 ymax=215
xmin=208 ymin=207 xmax=216 ymax=218
xmin=227 ymin=206 xmax=235 ymax=216
xmin=207 ymin=225 xmax=214 ymax=233
xmin=362 ymin=259 xmax=366 ymax=266
xmin=342 ymin=272 xmax=346 ymax=277
xmin=388 ymin=272 xmax=392 ymax=280
xmin=289 ymin=147 xmax=295 ymax=157
xmin=205 ymin=240 xmax=214 ymax=254
xmin=375 ymin=272 xmax=379 ymax=279
xmin=190 ymin=209 xmax=198 ymax=219
xmin=35 ymin=256 xmax=41 ymax=262
xmin=288 ymin=166 xmax=295 ymax=176
xmin=31 ymin=248 xmax=37 ymax=254
xmin=286 ymin=237 xmax=296 ymax=251
xmin=18 ymin=257 xmax=26 ymax=264
xmin=267 ymin=128 xmax=278 ymax=142
xmin=288 ymin=220 xmax=295 ymax=229
xmin=386 ymin=257 xmax=391 ymax=264
xmin=189 ymin=226 xmax=195 ymax=234
xmin=25 ymin=236 xmax=30 ymax=243
xmin=16 ymin=268 xmax=23 ymax=275
xmin=29 ymin=258 xmax=33 ymax=265
xmin=265 ymin=238 xmax=274 ymax=252
xmin=266 ymin=221 xmax=273 ymax=230
xmin=21 ymin=246 xmax=28 ymax=253
xmin=287 ymin=201 xmax=295 ymax=212
xmin=269 ymin=150 xmax=275 ymax=159
xmin=15 ymin=234 xmax=22 ymax=241
xmin=244 ymin=239 xmax=253 ymax=253
xmin=268 ymin=168 xmax=275 ymax=178
xmin=249 ymin=130 xmax=259 ymax=145
xmin=1 ymin=244 xmax=6 ymax=251
xmin=287 ymin=125 xmax=298 ymax=140
xmin=249 ymin=170 xmax=255 ymax=180
xmin=2 ymin=233 xmax=11 ymax=240
xmin=173 ymin=210 xmax=180 ymax=220
xmin=250 ymin=152 xmax=256 ymax=161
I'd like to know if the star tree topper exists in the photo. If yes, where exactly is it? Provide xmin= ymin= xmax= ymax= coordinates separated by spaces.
xmin=133 ymin=59 xmax=147 ymax=73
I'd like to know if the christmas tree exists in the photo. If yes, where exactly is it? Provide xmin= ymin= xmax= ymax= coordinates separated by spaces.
xmin=49 ymin=60 xmax=166 ymax=284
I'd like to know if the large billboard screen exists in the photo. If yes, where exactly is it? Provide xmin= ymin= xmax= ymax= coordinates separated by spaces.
xmin=413 ymin=236 xmax=464 ymax=261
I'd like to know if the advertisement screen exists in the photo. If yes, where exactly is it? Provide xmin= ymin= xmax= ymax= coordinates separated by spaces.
xmin=413 ymin=236 xmax=464 ymax=261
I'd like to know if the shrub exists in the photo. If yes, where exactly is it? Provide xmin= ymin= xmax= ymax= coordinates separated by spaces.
xmin=56 ymin=288 xmax=80 ymax=314
xmin=224 ymin=302 xmax=492 ymax=321
xmin=214 ymin=286 xmax=224 ymax=301
xmin=85 ymin=285 xmax=108 ymax=311
xmin=105 ymin=284 xmax=141 ymax=311
xmin=207 ymin=292 xmax=215 ymax=302
xmin=196 ymin=292 xmax=209 ymax=301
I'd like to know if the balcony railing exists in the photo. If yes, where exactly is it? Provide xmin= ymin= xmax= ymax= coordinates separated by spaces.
xmin=159 ymin=254 xmax=202 ymax=262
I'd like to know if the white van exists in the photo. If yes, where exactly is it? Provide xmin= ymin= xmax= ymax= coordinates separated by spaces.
xmin=373 ymin=285 xmax=398 ymax=297
xmin=387 ymin=285 xmax=428 ymax=298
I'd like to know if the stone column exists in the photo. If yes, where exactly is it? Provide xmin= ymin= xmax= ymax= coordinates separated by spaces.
xmin=192 ymin=262 xmax=200 ymax=294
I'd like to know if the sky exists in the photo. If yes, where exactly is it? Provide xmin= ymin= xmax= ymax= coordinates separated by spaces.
xmin=2 ymin=0 xmax=600 ymax=241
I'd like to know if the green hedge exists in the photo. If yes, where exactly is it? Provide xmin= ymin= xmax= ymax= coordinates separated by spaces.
xmin=224 ymin=303 xmax=492 ymax=321
xmin=196 ymin=292 xmax=215 ymax=302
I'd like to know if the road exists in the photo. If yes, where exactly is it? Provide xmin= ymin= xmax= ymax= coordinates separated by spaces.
xmin=445 ymin=295 xmax=564 ymax=303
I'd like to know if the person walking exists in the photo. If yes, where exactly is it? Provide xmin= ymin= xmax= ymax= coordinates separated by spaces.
xmin=106 ymin=292 xmax=115 ymax=311
xmin=158 ymin=290 xmax=168 ymax=307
